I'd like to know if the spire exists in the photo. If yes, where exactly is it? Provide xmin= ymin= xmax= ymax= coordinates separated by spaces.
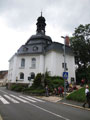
xmin=36 ymin=13 xmax=46 ymax=34
xmin=41 ymin=11 xmax=42 ymax=17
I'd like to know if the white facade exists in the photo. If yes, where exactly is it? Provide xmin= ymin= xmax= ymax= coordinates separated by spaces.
xmin=8 ymin=50 xmax=75 ymax=84
xmin=45 ymin=51 xmax=75 ymax=82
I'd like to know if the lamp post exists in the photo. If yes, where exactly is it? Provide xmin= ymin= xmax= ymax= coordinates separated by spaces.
xmin=61 ymin=36 xmax=66 ymax=98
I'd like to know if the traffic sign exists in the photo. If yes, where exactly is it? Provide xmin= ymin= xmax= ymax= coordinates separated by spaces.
xmin=63 ymin=72 xmax=68 ymax=79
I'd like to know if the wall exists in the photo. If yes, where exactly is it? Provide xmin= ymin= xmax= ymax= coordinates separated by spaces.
xmin=8 ymin=54 xmax=45 ymax=83
xmin=45 ymin=51 xmax=76 ymax=83
xmin=8 ymin=50 xmax=76 ymax=84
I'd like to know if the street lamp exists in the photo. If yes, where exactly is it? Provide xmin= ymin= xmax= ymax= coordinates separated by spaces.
xmin=61 ymin=36 xmax=66 ymax=98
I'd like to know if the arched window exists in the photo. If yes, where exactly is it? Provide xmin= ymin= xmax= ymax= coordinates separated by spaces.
xmin=31 ymin=72 xmax=35 ymax=79
xmin=21 ymin=58 xmax=25 ymax=67
xmin=31 ymin=58 xmax=36 ymax=68
xmin=20 ymin=72 xmax=24 ymax=79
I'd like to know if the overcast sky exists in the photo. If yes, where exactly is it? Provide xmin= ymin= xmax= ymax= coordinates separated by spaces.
xmin=0 ymin=0 xmax=90 ymax=70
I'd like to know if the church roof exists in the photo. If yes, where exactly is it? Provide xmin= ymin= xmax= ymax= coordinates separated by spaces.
xmin=46 ymin=42 xmax=73 ymax=55
xmin=16 ymin=15 xmax=73 ymax=56
xmin=25 ymin=33 xmax=52 ymax=45
xmin=17 ymin=41 xmax=73 ymax=55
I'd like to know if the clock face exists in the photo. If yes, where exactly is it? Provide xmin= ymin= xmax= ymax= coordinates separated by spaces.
xmin=33 ymin=46 xmax=38 ymax=51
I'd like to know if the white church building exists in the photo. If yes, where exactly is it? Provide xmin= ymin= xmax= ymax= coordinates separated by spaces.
xmin=8 ymin=15 xmax=76 ymax=85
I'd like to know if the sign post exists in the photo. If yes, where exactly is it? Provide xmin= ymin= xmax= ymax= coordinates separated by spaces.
xmin=63 ymin=72 xmax=68 ymax=80
xmin=63 ymin=72 xmax=68 ymax=98
xmin=61 ymin=36 xmax=68 ymax=98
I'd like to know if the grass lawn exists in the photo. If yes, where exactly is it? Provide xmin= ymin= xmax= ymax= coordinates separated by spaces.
xmin=66 ymin=84 xmax=90 ymax=102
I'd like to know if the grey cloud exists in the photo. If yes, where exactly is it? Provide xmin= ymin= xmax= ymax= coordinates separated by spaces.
xmin=45 ymin=0 xmax=90 ymax=33
xmin=0 ymin=0 xmax=51 ymax=29
xmin=0 ymin=0 xmax=90 ymax=34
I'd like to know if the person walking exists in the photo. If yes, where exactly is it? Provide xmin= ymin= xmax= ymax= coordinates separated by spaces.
xmin=83 ymin=85 xmax=90 ymax=108
xmin=53 ymin=88 xmax=58 ymax=95
xmin=58 ymin=86 xmax=63 ymax=97
xmin=81 ymin=78 xmax=85 ymax=86
xmin=45 ymin=85 xmax=49 ymax=97
xmin=65 ymin=80 xmax=69 ymax=92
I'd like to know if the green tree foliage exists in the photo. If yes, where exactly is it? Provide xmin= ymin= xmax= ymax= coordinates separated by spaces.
xmin=33 ymin=71 xmax=64 ymax=92
xmin=32 ymin=73 xmax=42 ymax=88
xmin=70 ymin=24 xmax=90 ymax=83
xmin=44 ymin=71 xmax=50 ymax=86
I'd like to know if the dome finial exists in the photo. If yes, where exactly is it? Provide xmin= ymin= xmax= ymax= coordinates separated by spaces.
xmin=41 ymin=11 xmax=42 ymax=17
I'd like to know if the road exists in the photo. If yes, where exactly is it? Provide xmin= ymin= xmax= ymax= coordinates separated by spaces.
xmin=0 ymin=87 xmax=90 ymax=120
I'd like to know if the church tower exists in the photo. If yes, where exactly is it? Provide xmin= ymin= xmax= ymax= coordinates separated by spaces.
xmin=36 ymin=12 xmax=46 ymax=34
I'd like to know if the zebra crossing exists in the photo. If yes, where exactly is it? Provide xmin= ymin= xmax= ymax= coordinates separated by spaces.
xmin=0 ymin=94 xmax=45 ymax=105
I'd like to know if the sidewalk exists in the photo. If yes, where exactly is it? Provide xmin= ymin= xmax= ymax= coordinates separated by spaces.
xmin=38 ymin=96 xmax=61 ymax=102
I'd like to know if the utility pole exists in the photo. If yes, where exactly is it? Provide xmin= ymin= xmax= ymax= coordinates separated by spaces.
xmin=61 ymin=36 xmax=66 ymax=98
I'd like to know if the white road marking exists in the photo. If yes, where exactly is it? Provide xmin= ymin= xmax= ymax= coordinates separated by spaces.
xmin=0 ymin=95 xmax=9 ymax=104
xmin=27 ymin=96 xmax=45 ymax=102
xmin=0 ymin=90 xmax=70 ymax=119
xmin=10 ymin=94 xmax=29 ymax=103
xmin=19 ymin=96 xmax=36 ymax=103
xmin=4 ymin=95 xmax=19 ymax=103
xmin=28 ymin=102 xmax=70 ymax=120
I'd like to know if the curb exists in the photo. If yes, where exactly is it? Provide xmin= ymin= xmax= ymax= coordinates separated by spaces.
xmin=36 ymin=96 xmax=90 ymax=111
xmin=59 ymin=102 xmax=90 ymax=111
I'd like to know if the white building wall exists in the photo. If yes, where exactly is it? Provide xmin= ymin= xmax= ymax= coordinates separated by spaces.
xmin=45 ymin=51 xmax=76 ymax=83
xmin=8 ymin=54 xmax=45 ymax=83
xmin=66 ymin=54 xmax=76 ymax=82
xmin=8 ymin=55 xmax=15 ymax=82
xmin=45 ymin=51 xmax=64 ymax=76
xmin=45 ymin=51 xmax=53 ymax=74
xmin=8 ymin=51 xmax=75 ymax=84
xmin=15 ymin=55 xmax=40 ymax=83
xmin=39 ymin=54 xmax=45 ymax=74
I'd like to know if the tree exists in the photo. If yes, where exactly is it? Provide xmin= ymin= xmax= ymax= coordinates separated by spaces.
xmin=32 ymin=73 xmax=42 ymax=88
xmin=70 ymin=24 xmax=90 ymax=83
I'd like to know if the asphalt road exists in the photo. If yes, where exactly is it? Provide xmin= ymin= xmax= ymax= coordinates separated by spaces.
xmin=0 ymin=87 xmax=90 ymax=120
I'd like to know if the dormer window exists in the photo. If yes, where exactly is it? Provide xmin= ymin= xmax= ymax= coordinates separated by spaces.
xmin=23 ymin=47 xmax=28 ymax=51
xmin=33 ymin=46 xmax=38 ymax=51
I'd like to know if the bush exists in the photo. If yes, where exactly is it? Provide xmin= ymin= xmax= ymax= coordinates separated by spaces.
xmin=24 ymin=89 xmax=45 ymax=95
xmin=52 ymin=78 xmax=64 ymax=88
xmin=10 ymin=83 xmax=28 ymax=92
xmin=9 ymin=73 xmax=64 ymax=95
xmin=23 ymin=86 xmax=45 ymax=95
